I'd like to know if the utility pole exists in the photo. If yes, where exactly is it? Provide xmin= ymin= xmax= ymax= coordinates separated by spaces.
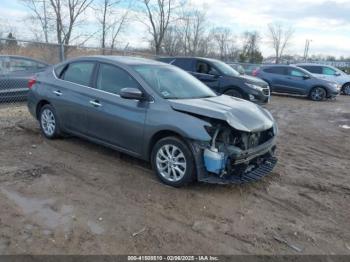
xmin=42 ymin=0 xmax=49 ymax=43
xmin=304 ymin=39 xmax=312 ymax=61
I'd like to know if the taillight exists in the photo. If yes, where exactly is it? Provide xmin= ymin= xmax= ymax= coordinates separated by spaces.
xmin=252 ymin=69 xmax=259 ymax=76
xmin=28 ymin=77 xmax=36 ymax=89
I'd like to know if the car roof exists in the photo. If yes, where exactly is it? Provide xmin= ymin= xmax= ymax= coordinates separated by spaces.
xmin=156 ymin=56 xmax=222 ymax=63
xmin=67 ymin=55 xmax=165 ymax=66
xmin=297 ymin=63 xmax=334 ymax=67
xmin=0 ymin=55 xmax=49 ymax=65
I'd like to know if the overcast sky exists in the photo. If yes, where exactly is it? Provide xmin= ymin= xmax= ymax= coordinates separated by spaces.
xmin=0 ymin=0 xmax=349 ymax=57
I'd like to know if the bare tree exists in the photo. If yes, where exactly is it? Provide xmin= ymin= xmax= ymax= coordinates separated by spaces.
xmin=181 ymin=9 xmax=207 ymax=55
xmin=95 ymin=0 xmax=129 ymax=54
xmin=267 ymin=23 xmax=294 ymax=64
xmin=239 ymin=31 xmax=263 ymax=63
xmin=21 ymin=0 xmax=50 ymax=43
xmin=211 ymin=27 xmax=234 ymax=60
xmin=162 ymin=26 xmax=182 ymax=55
xmin=49 ymin=0 xmax=93 ymax=46
xmin=140 ymin=0 xmax=180 ymax=55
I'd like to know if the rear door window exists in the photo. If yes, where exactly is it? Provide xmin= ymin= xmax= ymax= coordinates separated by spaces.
xmin=8 ymin=57 xmax=47 ymax=73
xmin=96 ymin=63 xmax=140 ymax=95
xmin=172 ymin=59 xmax=193 ymax=71
xmin=0 ymin=57 xmax=8 ymax=74
xmin=322 ymin=67 xmax=337 ymax=76
xmin=299 ymin=65 xmax=322 ymax=74
xmin=62 ymin=62 xmax=95 ymax=86
xmin=263 ymin=67 xmax=287 ymax=75
xmin=289 ymin=68 xmax=305 ymax=77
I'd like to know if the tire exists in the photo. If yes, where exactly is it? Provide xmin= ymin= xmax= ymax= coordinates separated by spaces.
xmin=342 ymin=83 xmax=350 ymax=95
xmin=224 ymin=89 xmax=243 ymax=98
xmin=309 ymin=87 xmax=326 ymax=101
xmin=39 ymin=104 xmax=61 ymax=139
xmin=151 ymin=136 xmax=195 ymax=187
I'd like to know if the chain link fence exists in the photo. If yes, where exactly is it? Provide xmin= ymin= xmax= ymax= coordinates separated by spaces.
xmin=0 ymin=38 xmax=154 ymax=103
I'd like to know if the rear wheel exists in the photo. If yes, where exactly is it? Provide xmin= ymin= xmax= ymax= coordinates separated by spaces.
xmin=224 ymin=89 xmax=243 ymax=98
xmin=309 ymin=87 xmax=326 ymax=101
xmin=39 ymin=104 xmax=61 ymax=139
xmin=151 ymin=137 xmax=195 ymax=187
xmin=342 ymin=84 xmax=350 ymax=95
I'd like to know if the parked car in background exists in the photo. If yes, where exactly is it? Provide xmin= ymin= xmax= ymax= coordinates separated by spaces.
xmin=254 ymin=65 xmax=340 ymax=101
xmin=228 ymin=63 xmax=245 ymax=75
xmin=241 ymin=63 xmax=261 ymax=76
xmin=296 ymin=63 xmax=350 ymax=95
xmin=157 ymin=57 xmax=270 ymax=104
xmin=0 ymin=55 xmax=49 ymax=102
xmin=27 ymin=56 xmax=278 ymax=187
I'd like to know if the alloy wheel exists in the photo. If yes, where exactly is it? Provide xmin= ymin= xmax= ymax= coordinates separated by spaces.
xmin=311 ymin=87 xmax=326 ymax=101
xmin=343 ymin=84 xmax=350 ymax=95
xmin=156 ymin=144 xmax=187 ymax=182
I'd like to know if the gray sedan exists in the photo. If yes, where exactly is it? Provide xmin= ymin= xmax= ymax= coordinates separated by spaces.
xmin=27 ymin=56 xmax=278 ymax=187
xmin=0 ymin=55 xmax=49 ymax=102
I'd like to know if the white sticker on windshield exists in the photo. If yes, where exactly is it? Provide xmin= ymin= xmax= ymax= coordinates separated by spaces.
xmin=161 ymin=91 xmax=170 ymax=97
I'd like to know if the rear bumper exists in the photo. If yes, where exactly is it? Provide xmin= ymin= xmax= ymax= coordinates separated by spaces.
xmin=27 ymin=90 xmax=39 ymax=119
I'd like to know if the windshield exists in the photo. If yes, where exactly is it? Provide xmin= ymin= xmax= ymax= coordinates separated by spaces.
xmin=211 ymin=60 xmax=240 ymax=77
xmin=133 ymin=65 xmax=217 ymax=99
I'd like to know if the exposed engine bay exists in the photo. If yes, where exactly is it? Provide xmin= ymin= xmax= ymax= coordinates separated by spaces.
xmin=199 ymin=121 xmax=277 ymax=184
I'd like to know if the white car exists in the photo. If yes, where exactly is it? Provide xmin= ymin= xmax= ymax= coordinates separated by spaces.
xmin=296 ymin=63 xmax=350 ymax=95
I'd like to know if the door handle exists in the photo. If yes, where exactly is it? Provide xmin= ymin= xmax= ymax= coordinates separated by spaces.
xmin=89 ymin=100 xmax=102 ymax=107
xmin=53 ymin=90 xmax=62 ymax=96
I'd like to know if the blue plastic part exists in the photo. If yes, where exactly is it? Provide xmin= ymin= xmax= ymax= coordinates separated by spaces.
xmin=203 ymin=149 xmax=227 ymax=174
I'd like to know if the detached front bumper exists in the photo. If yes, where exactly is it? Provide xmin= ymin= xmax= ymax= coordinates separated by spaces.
xmin=191 ymin=137 xmax=278 ymax=185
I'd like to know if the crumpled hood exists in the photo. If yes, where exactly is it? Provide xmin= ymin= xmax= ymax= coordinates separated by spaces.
xmin=170 ymin=95 xmax=274 ymax=132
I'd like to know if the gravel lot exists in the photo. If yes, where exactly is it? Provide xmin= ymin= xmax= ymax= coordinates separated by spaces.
xmin=0 ymin=95 xmax=349 ymax=255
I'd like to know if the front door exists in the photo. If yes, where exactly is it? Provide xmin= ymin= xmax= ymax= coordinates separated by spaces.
xmin=192 ymin=61 xmax=220 ymax=91
xmin=86 ymin=63 xmax=147 ymax=155
xmin=285 ymin=68 xmax=310 ymax=95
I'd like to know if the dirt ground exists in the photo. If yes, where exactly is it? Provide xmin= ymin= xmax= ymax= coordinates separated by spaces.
xmin=0 ymin=95 xmax=349 ymax=255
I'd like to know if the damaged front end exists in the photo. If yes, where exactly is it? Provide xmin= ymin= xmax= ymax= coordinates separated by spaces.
xmin=192 ymin=121 xmax=277 ymax=184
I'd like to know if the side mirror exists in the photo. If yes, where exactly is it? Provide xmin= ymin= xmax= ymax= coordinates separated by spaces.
xmin=120 ymin=88 xmax=144 ymax=100
xmin=335 ymin=72 xmax=341 ymax=76
xmin=303 ymin=75 xmax=310 ymax=80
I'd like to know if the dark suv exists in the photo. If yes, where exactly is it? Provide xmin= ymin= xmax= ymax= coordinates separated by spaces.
xmin=157 ymin=57 xmax=270 ymax=104
xmin=254 ymin=65 xmax=340 ymax=101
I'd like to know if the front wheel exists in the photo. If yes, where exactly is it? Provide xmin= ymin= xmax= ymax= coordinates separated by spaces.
xmin=224 ymin=89 xmax=243 ymax=99
xmin=309 ymin=87 xmax=326 ymax=101
xmin=342 ymin=84 xmax=350 ymax=95
xmin=151 ymin=137 xmax=195 ymax=187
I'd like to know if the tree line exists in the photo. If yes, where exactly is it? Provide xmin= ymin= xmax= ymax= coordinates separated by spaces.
xmin=1 ymin=0 xmax=299 ymax=63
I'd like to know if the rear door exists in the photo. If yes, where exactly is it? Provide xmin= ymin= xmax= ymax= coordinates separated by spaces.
xmin=51 ymin=61 xmax=96 ymax=135
xmin=262 ymin=67 xmax=288 ymax=92
xmin=85 ymin=63 xmax=147 ymax=155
